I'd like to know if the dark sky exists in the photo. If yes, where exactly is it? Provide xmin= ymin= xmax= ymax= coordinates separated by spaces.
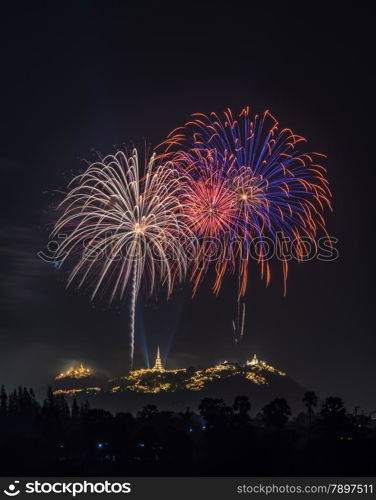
xmin=1 ymin=2 xmax=375 ymax=409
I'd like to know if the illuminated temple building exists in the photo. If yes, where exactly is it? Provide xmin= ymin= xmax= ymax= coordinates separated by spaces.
xmin=55 ymin=363 xmax=92 ymax=380
xmin=53 ymin=363 xmax=102 ymax=396
xmin=152 ymin=347 xmax=164 ymax=372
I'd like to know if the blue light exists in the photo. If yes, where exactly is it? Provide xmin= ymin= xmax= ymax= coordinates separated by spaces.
xmin=188 ymin=427 xmax=193 ymax=433
xmin=97 ymin=442 xmax=104 ymax=449
xmin=201 ymin=425 xmax=207 ymax=430
xmin=138 ymin=442 xmax=145 ymax=448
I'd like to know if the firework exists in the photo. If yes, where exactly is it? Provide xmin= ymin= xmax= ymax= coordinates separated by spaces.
xmin=177 ymin=150 xmax=240 ymax=295
xmin=51 ymin=149 xmax=191 ymax=364
xmin=158 ymin=107 xmax=332 ymax=298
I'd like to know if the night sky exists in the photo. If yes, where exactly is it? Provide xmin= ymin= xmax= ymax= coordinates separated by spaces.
xmin=1 ymin=3 xmax=375 ymax=409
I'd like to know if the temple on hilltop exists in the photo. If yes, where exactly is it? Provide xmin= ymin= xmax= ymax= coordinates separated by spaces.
xmin=111 ymin=351 xmax=286 ymax=394
xmin=247 ymin=354 xmax=259 ymax=366
xmin=55 ymin=363 xmax=92 ymax=380
xmin=151 ymin=347 xmax=165 ymax=372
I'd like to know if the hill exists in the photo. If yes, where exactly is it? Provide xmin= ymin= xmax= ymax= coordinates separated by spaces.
xmin=51 ymin=355 xmax=309 ymax=414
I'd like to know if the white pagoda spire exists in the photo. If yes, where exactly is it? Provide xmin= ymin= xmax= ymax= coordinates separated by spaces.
xmin=247 ymin=354 xmax=259 ymax=366
xmin=152 ymin=346 xmax=164 ymax=371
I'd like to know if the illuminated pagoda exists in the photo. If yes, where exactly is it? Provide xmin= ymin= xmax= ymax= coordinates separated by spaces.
xmin=152 ymin=347 xmax=164 ymax=372
xmin=247 ymin=354 xmax=259 ymax=366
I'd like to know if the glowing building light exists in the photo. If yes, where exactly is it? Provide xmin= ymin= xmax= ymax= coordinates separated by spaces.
xmin=55 ymin=363 xmax=92 ymax=380
xmin=152 ymin=346 xmax=164 ymax=372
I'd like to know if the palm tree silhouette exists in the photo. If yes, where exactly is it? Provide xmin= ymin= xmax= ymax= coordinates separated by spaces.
xmin=303 ymin=391 xmax=318 ymax=425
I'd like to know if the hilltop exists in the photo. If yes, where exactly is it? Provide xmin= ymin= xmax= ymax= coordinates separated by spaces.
xmin=51 ymin=354 xmax=309 ymax=414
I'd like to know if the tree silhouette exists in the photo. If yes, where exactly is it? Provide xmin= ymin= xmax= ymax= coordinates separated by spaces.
xmin=80 ymin=399 xmax=90 ymax=417
xmin=261 ymin=397 xmax=291 ymax=430
xmin=199 ymin=398 xmax=225 ymax=427
xmin=320 ymin=396 xmax=346 ymax=418
xmin=1 ymin=385 xmax=375 ymax=476
xmin=0 ymin=385 xmax=7 ymax=418
xmin=8 ymin=389 xmax=17 ymax=416
xmin=233 ymin=395 xmax=251 ymax=427
xmin=180 ymin=406 xmax=195 ymax=428
xmin=71 ymin=397 xmax=79 ymax=420
xmin=303 ymin=391 xmax=318 ymax=425
xmin=319 ymin=396 xmax=349 ymax=439
xmin=137 ymin=404 xmax=159 ymax=421
xmin=233 ymin=395 xmax=251 ymax=414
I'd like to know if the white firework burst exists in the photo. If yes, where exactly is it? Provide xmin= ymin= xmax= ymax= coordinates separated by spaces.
xmin=51 ymin=149 xmax=192 ymax=363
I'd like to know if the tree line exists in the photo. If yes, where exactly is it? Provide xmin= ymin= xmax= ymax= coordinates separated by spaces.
xmin=0 ymin=384 xmax=375 ymax=475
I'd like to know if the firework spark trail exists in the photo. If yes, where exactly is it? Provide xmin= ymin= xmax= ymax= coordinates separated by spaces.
xmin=51 ymin=149 xmax=192 ymax=365
xmin=157 ymin=107 xmax=332 ymax=300
xmin=240 ymin=302 xmax=245 ymax=340
xmin=129 ymin=261 xmax=137 ymax=364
